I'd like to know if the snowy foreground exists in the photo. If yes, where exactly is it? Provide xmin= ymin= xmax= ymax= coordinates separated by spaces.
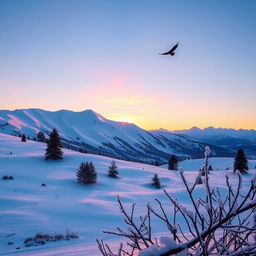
xmin=0 ymin=133 xmax=255 ymax=256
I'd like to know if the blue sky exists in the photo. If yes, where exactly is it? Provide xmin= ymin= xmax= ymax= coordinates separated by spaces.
xmin=1 ymin=0 xmax=256 ymax=129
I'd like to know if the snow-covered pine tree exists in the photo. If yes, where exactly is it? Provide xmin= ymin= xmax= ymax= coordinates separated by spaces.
xmin=21 ymin=134 xmax=26 ymax=142
xmin=151 ymin=173 xmax=161 ymax=188
xmin=44 ymin=128 xmax=63 ymax=160
xmin=108 ymin=160 xmax=119 ymax=178
xmin=234 ymin=148 xmax=248 ymax=174
xmin=77 ymin=162 xmax=97 ymax=184
xmin=168 ymin=155 xmax=178 ymax=170
xmin=77 ymin=162 xmax=88 ymax=184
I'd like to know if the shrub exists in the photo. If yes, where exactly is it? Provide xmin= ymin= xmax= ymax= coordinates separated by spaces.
xmin=2 ymin=175 xmax=14 ymax=180
xmin=37 ymin=131 xmax=46 ymax=142
xmin=24 ymin=231 xmax=78 ymax=247
xmin=21 ymin=134 xmax=26 ymax=142
xmin=151 ymin=173 xmax=161 ymax=188
xmin=168 ymin=155 xmax=178 ymax=170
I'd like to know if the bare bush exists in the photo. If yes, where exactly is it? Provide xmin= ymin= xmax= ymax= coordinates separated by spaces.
xmin=24 ymin=230 xmax=78 ymax=247
xmin=97 ymin=147 xmax=256 ymax=256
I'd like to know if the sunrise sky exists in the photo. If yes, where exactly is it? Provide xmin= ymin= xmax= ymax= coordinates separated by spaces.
xmin=1 ymin=0 xmax=255 ymax=130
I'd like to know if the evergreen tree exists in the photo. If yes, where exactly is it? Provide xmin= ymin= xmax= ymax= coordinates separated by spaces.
xmin=168 ymin=155 xmax=178 ymax=170
xmin=37 ymin=131 xmax=46 ymax=142
xmin=79 ymin=148 xmax=87 ymax=153
xmin=76 ymin=162 xmax=97 ymax=184
xmin=45 ymin=128 xmax=63 ymax=160
xmin=234 ymin=148 xmax=248 ymax=174
xmin=151 ymin=173 xmax=161 ymax=188
xmin=21 ymin=134 xmax=26 ymax=142
xmin=108 ymin=160 xmax=119 ymax=178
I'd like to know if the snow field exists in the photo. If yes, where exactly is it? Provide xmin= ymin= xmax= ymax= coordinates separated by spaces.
xmin=0 ymin=133 xmax=255 ymax=255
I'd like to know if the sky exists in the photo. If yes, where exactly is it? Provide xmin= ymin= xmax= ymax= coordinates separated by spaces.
xmin=0 ymin=0 xmax=256 ymax=130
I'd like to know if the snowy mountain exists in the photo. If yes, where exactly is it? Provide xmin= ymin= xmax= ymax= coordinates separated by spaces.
xmin=170 ymin=126 xmax=256 ymax=158
xmin=0 ymin=109 xmax=232 ymax=162
xmin=173 ymin=126 xmax=256 ymax=141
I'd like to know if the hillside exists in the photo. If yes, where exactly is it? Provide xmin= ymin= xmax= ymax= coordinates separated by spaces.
xmin=0 ymin=133 xmax=184 ymax=255
xmin=0 ymin=109 xmax=233 ymax=163
xmin=0 ymin=133 xmax=256 ymax=255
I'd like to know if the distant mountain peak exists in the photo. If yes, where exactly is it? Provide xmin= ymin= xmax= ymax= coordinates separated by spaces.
xmin=191 ymin=126 xmax=201 ymax=131
xmin=81 ymin=109 xmax=106 ymax=122
xmin=150 ymin=128 xmax=170 ymax=133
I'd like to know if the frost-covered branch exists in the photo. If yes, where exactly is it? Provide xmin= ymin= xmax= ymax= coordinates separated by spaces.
xmin=97 ymin=147 xmax=256 ymax=256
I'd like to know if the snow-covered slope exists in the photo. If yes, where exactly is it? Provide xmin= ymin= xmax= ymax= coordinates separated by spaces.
xmin=0 ymin=133 xmax=178 ymax=255
xmin=0 ymin=133 xmax=256 ymax=256
xmin=0 ymin=109 xmax=232 ymax=162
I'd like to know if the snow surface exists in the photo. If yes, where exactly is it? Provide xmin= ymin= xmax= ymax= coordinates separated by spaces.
xmin=0 ymin=133 xmax=256 ymax=256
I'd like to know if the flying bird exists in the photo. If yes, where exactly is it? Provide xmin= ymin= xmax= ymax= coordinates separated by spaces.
xmin=160 ymin=42 xmax=179 ymax=56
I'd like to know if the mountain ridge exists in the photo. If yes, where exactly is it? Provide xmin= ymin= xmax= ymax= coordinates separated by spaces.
xmin=0 ymin=108 xmax=240 ymax=162
xmin=154 ymin=126 xmax=256 ymax=135
xmin=156 ymin=126 xmax=256 ymax=158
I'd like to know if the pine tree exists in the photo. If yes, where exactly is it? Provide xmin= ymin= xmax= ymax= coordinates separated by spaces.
xmin=108 ymin=160 xmax=119 ymax=178
xmin=234 ymin=148 xmax=248 ymax=174
xmin=151 ymin=173 xmax=161 ymax=188
xmin=76 ymin=162 xmax=97 ymax=184
xmin=79 ymin=148 xmax=87 ymax=153
xmin=37 ymin=131 xmax=46 ymax=142
xmin=21 ymin=134 xmax=26 ymax=142
xmin=168 ymin=155 xmax=178 ymax=170
xmin=45 ymin=128 xmax=63 ymax=160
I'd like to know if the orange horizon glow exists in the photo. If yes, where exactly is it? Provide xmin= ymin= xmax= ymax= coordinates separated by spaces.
xmin=111 ymin=116 xmax=134 ymax=124
xmin=2 ymin=104 xmax=256 ymax=131
xmin=106 ymin=113 xmax=256 ymax=131
xmin=1 ymin=62 xmax=256 ymax=131
xmin=2 ymin=77 xmax=256 ymax=131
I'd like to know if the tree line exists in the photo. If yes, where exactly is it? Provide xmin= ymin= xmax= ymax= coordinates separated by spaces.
xmin=20 ymin=128 xmax=250 ymax=183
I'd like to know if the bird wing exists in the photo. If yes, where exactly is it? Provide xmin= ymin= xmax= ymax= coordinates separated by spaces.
xmin=159 ymin=51 xmax=171 ymax=55
xmin=170 ymin=42 xmax=179 ymax=53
